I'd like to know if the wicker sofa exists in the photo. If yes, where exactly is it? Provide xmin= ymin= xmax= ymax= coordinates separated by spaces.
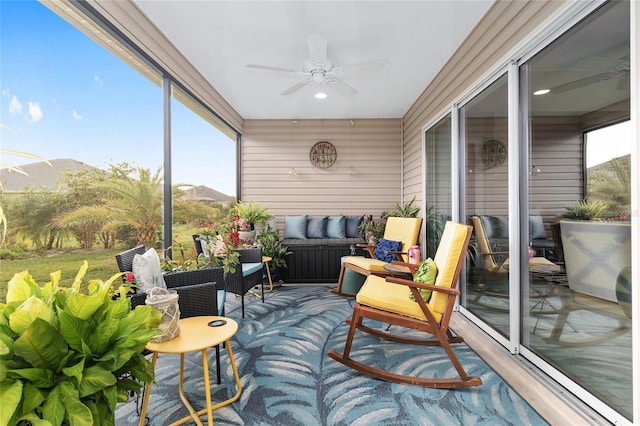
xmin=280 ymin=215 xmax=366 ymax=283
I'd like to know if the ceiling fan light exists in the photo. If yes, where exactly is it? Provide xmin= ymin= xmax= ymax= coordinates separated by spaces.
xmin=314 ymin=92 xmax=327 ymax=99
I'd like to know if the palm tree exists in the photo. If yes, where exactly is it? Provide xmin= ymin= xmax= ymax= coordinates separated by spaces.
xmin=55 ymin=165 xmax=164 ymax=247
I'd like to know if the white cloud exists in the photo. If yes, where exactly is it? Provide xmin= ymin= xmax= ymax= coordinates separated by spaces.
xmin=27 ymin=102 xmax=43 ymax=122
xmin=94 ymin=74 xmax=103 ymax=85
xmin=73 ymin=109 xmax=83 ymax=120
xmin=1 ymin=88 xmax=11 ymax=97
xmin=9 ymin=96 xmax=22 ymax=115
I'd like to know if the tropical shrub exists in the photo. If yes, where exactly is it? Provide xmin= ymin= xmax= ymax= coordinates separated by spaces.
xmin=560 ymin=199 xmax=609 ymax=220
xmin=0 ymin=262 xmax=161 ymax=425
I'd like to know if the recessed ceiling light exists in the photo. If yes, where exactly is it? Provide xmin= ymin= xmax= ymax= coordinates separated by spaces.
xmin=533 ymin=89 xmax=550 ymax=95
xmin=314 ymin=92 xmax=327 ymax=99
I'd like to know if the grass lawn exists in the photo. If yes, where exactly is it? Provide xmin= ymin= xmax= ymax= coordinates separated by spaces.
xmin=0 ymin=226 xmax=206 ymax=303
xmin=0 ymin=248 xmax=126 ymax=303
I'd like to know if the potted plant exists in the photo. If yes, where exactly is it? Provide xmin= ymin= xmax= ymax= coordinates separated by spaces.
xmin=385 ymin=196 xmax=420 ymax=218
xmin=359 ymin=215 xmax=386 ymax=246
xmin=0 ymin=262 xmax=161 ymax=425
xmin=560 ymin=199 xmax=608 ymax=220
xmin=234 ymin=201 xmax=272 ymax=230
xmin=255 ymin=224 xmax=291 ymax=284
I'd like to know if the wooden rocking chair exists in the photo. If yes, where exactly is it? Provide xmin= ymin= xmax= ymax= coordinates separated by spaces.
xmin=327 ymin=221 xmax=481 ymax=389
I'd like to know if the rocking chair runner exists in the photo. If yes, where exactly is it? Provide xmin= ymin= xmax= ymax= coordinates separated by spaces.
xmin=327 ymin=221 xmax=482 ymax=389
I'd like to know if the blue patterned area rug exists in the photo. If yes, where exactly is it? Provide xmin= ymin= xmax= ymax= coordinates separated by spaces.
xmin=115 ymin=285 xmax=548 ymax=425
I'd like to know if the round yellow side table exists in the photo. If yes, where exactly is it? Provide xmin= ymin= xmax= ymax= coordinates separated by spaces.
xmin=138 ymin=316 xmax=242 ymax=426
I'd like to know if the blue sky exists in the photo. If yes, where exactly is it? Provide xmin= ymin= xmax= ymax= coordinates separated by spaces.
xmin=1 ymin=0 xmax=237 ymax=195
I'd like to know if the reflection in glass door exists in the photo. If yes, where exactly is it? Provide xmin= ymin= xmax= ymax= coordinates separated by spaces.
xmin=522 ymin=1 xmax=632 ymax=419
xmin=460 ymin=74 xmax=510 ymax=338
xmin=424 ymin=115 xmax=452 ymax=260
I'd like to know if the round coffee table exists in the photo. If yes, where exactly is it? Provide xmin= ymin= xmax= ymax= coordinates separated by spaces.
xmin=138 ymin=316 xmax=242 ymax=426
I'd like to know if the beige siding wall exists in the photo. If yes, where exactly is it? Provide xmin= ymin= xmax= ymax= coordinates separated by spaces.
xmin=242 ymin=119 xmax=402 ymax=232
xmin=402 ymin=0 xmax=569 ymax=213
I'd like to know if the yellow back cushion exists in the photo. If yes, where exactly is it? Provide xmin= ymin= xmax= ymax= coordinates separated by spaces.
xmin=383 ymin=217 xmax=423 ymax=262
xmin=428 ymin=221 xmax=470 ymax=316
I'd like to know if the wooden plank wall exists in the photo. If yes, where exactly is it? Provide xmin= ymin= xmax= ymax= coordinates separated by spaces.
xmin=241 ymin=118 xmax=402 ymax=233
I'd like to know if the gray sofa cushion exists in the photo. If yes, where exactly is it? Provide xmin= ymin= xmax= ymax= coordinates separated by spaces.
xmin=307 ymin=216 xmax=328 ymax=238
xmin=345 ymin=215 xmax=364 ymax=238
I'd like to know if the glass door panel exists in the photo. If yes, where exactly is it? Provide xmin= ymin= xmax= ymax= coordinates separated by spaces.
xmin=523 ymin=0 xmax=632 ymax=418
xmin=424 ymin=115 xmax=452 ymax=260
xmin=461 ymin=74 xmax=510 ymax=338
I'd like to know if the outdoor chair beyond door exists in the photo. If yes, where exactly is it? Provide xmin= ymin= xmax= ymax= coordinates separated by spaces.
xmin=332 ymin=217 xmax=422 ymax=297
xmin=327 ymin=221 xmax=481 ymax=389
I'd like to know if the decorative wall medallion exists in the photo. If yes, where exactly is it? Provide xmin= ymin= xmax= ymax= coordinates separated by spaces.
xmin=481 ymin=139 xmax=506 ymax=168
xmin=309 ymin=140 xmax=337 ymax=169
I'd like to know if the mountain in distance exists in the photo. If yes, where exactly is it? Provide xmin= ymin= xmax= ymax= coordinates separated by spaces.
xmin=0 ymin=158 xmax=233 ymax=202
xmin=0 ymin=158 xmax=95 ymax=192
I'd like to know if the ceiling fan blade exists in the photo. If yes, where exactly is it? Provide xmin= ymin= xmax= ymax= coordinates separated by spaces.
xmin=307 ymin=34 xmax=328 ymax=64
xmin=280 ymin=80 xmax=311 ymax=96
xmin=327 ymin=78 xmax=358 ymax=97
xmin=550 ymin=72 xmax=613 ymax=94
xmin=246 ymin=64 xmax=296 ymax=73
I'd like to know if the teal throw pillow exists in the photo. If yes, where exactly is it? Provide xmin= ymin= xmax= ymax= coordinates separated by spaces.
xmin=284 ymin=215 xmax=308 ymax=239
xmin=410 ymin=258 xmax=437 ymax=302
xmin=326 ymin=216 xmax=346 ymax=238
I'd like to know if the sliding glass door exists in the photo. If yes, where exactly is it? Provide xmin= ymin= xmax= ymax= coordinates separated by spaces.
xmin=522 ymin=0 xmax=632 ymax=418
xmin=459 ymin=75 xmax=511 ymax=338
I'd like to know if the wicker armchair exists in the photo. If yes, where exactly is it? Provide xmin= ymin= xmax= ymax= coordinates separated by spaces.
xmin=114 ymin=248 xmax=226 ymax=384
xmin=225 ymin=247 xmax=264 ymax=318
xmin=115 ymin=245 xmax=145 ymax=283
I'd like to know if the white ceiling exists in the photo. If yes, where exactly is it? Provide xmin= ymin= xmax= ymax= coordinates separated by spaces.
xmin=134 ymin=1 xmax=493 ymax=119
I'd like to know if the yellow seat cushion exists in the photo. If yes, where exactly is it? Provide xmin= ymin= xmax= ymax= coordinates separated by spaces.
xmin=343 ymin=256 xmax=387 ymax=273
xmin=356 ymin=222 xmax=470 ymax=324
xmin=357 ymin=275 xmax=442 ymax=323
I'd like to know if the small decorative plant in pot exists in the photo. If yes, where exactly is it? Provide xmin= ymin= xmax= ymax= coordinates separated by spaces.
xmin=234 ymin=201 xmax=272 ymax=231
xmin=255 ymin=224 xmax=292 ymax=284
xmin=0 ymin=261 xmax=161 ymax=425
xmin=359 ymin=215 xmax=386 ymax=247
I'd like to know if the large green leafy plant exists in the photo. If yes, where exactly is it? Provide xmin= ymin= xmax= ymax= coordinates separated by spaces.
xmin=0 ymin=262 xmax=161 ymax=425
xmin=256 ymin=224 xmax=291 ymax=269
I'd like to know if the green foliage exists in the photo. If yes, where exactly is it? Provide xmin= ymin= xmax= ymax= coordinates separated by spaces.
xmin=0 ymin=262 xmax=161 ymax=425
xmin=234 ymin=201 xmax=272 ymax=225
xmin=7 ymin=190 xmax=68 ymax=251
xmin=424 ymin=206 xmax=445 ymax=260
xmin=385 ymin=196 xmax=420 ymax=218
xmin=256 ymin=224 xmax=292 ymax=269
xmin=560 ymin=199 xmax=609 ymax=220
xmin=359 ymin=217 xmax=386 ymax=245
xmin=587 ymin=157 xmax=631 ymax=218
xmin=55 ymin=163 xmax=164 ymax=248
xmin=0 ymin=150 xmax=51 ymax=246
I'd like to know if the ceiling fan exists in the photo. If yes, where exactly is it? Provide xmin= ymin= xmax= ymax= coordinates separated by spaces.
xmin=246 ymin=34 xmax=388 ymax=97
xmin=549 ymin=56 xmax=630 ymax=94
